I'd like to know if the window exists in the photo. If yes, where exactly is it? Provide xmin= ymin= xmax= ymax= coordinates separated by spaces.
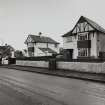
xmin=66 ymin=36 xmax=73 ymax=42
xmin=78 ymin=48 xmax=88 ymax=57
xmin=78 ymin=33 xmax=88 ymax=41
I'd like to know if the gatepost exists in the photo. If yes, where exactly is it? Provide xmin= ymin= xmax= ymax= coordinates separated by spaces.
xmin=49 ymin=59 xmax=56 ymax=70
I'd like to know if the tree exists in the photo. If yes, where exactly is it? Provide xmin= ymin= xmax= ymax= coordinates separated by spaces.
xmin=0 ymin=44 xmax=14 ymax=58
xmin=14 ymin=50 xmax=24 ymax=58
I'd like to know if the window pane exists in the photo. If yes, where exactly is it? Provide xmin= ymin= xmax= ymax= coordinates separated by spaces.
xmin=78 ymin=48 xmax=88 ymax=57
xmin=78 ymin=33 xmax=88 ymax=41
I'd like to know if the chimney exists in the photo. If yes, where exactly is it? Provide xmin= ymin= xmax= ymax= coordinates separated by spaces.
xmin=38 ymin=32 xmax=42 ymax=37
xmin=5 ymin=43 xmax=8 ymax=46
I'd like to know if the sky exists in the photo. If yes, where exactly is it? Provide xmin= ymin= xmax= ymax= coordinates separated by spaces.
xmin=0 ymin=0 xmax=105 ymax=50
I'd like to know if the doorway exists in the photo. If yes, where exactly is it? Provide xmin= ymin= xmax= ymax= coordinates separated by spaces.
xmin=67 ymin=49 xmax=73 ymax=59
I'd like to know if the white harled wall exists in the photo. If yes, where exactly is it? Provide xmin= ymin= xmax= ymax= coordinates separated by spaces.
xmin=98 ymin=32 xmax=105 ymax=53
xmin=63 ymin=36 xmax=78 ymax=59
xmin=16 ymin=60 xmax=105 ymax=74
xmin=27 ymin=42 xmax=59 ymax=56
xmin=33 ymin=43 xmax=59 ymax=56
xmin=90 ymin=32 xmax=98 ymax=58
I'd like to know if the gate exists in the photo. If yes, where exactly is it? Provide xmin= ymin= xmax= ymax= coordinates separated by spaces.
xmin=49 ymin=59 xmax=56 ymax=70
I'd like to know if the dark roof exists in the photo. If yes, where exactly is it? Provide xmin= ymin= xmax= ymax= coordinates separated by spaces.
xmin=25 ymin=35 xmax=59 ymax=44
xmin=83 ymin=16 xmax=105 ymax=33
xmin=39 ymin=48 xmax=57 ymax=54
xmin=62 ymin=16 xmax=105 ymax=37
xmin=62 ymin=30 xmax=72 ymax=37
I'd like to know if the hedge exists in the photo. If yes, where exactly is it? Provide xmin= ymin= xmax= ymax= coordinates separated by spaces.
xmin=16 ymin=56 xmax=55 ymax=61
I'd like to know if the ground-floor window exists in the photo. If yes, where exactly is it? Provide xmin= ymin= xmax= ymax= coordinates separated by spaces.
xmin=78 ymin=48 xmax=89 ymax=57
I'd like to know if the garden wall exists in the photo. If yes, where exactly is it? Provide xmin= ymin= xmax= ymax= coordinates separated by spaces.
xmin=57 ymin=62 xmax=105 ymax=73
xmin=16 ymin=60 xmax=48 ymax=68
xmin=16 ymin=60 xmax=105 ymax=73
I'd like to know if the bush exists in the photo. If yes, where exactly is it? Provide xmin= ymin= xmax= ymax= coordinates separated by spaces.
xmin=15 ymin=50 xmax=24 ymax=58
xmin=16 ymin=56 xmax=55 ymax=61
xmin=8 ymin=58 xmax=16 ymax=64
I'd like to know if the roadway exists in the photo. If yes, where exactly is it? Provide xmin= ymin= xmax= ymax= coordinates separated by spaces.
xmin=0 ymin=68 xmax=105 ymax=105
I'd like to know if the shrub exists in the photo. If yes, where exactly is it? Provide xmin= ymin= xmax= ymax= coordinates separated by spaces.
xmin=16 ymin=56 xmax=55 ymax=61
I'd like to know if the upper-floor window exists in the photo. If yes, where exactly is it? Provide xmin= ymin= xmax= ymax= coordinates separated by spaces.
xmin=78 ymin=33 xmax=88 ymax=41
xmin=66 ymin=36 xmax=73 ymax=42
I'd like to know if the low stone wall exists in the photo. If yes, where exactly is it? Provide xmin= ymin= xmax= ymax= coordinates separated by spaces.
xmin=16 ymin=60 xmax=105 ymax=73
xmin=16 ymin=60 xmax=49 ymax=68
xmin=102 ymin=62 xmax=105 ymax=73
xmin=57 ymin=62 xmax=105 ymax=73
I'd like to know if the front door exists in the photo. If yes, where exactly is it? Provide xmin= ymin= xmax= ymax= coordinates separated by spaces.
xmin=69 ymin=49 xmax=73 ymax=59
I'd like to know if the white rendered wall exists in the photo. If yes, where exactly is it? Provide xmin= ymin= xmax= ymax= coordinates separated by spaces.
xmin=48 ymin=43 xmax=59 ymax=53
xmin=34 ymin=43 xmax=56 ymax=56
xmin=63 ymin=36 xmax=78 ymax=59
xmin=36 ymin=43 xmax=59 ymax=53
xmin=36 ymin=43 xmax=47 ymax=48
xmin=34 ymin=47 xmax=52 ymax=56
xmin=97 ymin=32 xmax=105 ymax=53
xmin=27 ymin=43 xmax=47 ymax=56
xmin=34 ymin=46 xmax=45 ymax=56
xmin=90 ymin=32 xmax=98 ymax=58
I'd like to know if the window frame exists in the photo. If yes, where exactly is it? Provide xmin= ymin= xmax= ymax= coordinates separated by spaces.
xmin=78 ymin=32 xmax=89 ymax=41
xmin=78 ymin=48 xmax=88 ymax=57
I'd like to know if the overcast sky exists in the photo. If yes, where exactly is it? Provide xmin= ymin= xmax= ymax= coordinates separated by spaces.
xmin=0 ymin=0 xmax=105 ymax=50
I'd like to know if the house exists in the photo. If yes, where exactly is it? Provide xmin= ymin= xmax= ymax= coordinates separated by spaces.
xmin=62 ymin=16 xmax=105 ymax=59
xmin=25 ymin=34 xmax=59 ymax=57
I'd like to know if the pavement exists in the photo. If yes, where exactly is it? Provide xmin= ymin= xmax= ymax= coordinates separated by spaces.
xmin=0 ymin=68 xmax=105 ymax=105
xmin=1 ymin=64 xmax=105 ymax=83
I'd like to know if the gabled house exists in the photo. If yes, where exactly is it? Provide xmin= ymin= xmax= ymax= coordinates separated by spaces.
xmin=25 ymin=34 xmax=59 ymax=57
xmin=62 ymin=16 xmax=105 ymax=59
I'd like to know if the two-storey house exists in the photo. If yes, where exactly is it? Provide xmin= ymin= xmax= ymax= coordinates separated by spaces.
xmin=62 ymin=16 xmax=105 ymax=59
xmin=25 ymin=34 xmax=59 ymax=57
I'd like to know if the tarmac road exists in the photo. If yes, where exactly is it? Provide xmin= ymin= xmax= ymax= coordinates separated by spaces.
xmin=0 ymin=68 xmax=105 ymax=105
